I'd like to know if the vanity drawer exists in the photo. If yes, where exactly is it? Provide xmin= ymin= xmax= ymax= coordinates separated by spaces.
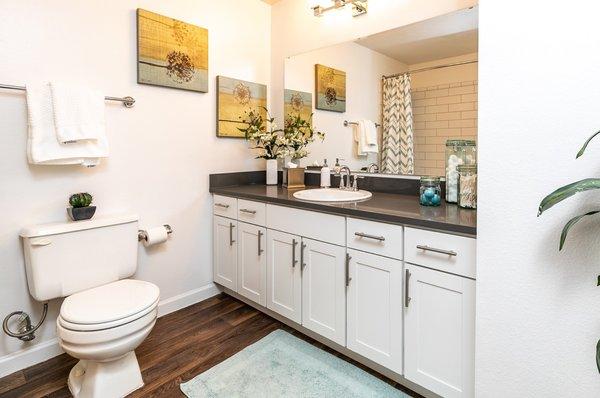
xmin=213 ymin=195 xmax=237 ymax=219
xmin=347 ymin=218 xmax=403 ymax=260
xmin=237 ymin=199 xmax=266 ymax=226
xmin=405 ymin=227 xmax=476 ymax=279
xmin=266 ymin=204 xmax=345 ymax=246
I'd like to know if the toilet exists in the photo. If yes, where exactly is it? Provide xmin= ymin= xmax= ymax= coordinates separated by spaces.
xmin=20 ymin=214 xmax=159 ymax=398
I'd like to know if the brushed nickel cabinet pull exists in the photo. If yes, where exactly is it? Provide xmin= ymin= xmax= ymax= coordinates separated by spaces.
xmin=215 ymin=203 xmax=230 ymax=209
xmin=292 ymin=239 xmax=298 ymax=268
xmin=405 ymin=269 xmax=411 ymax=308
xmin=229 ymin=223 xmax=236 ymax=246
xmin=416 ymin=245 xmax=457 ymax=256
xmin=354 ymin=232 xmax=386 ymax=242
xmin=240 ymin=208 xmax=257 ymax=215
xmin=300 ymin=242 xmax=307 ymax=270
xmin=257 ymin=230 xmax=264 ymax=255
xmin=345 ymin=253 xmax=352 ymax=287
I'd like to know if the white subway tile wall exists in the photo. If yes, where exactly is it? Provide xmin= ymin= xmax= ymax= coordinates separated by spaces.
xmin=412 ymin=80 xmax=478 ymax=176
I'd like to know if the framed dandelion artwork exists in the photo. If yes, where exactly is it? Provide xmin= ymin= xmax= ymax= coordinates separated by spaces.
xmin=284 ymin=89 xmax=312 ymax=125
xmin=315 ymin=64 xmax=346 ymax=113
xmin=217 ymin=76 xmax=267 ymax=138
xmin=137 ymin=9 xmax=208 ymax=92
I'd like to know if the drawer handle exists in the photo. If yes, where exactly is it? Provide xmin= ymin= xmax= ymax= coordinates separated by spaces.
xmin=416 ymin=245 xmax=457 ymax=257
xmin=354 ymin=232 xmax=386 ymax=242
xmin=405 ymin=269 xmax=411 ymax=308
xmin=300 ymin=242 xmax=307 ymax=270
xmin=292 ymin=239 xmax=298 ymax=268
xmin=240 ymin=208 xmax=257 ymax=215
xmin=257 ymin=230 xmax=264 ymax=256
xmin=215 ymin=203 xmax=230 ymax=209
xmin=31 ymin=239 xmax=52 ymax=247
xmin=345 ymin=253 xmax=352 ymax=287
xmin=229 ymin=223 xmax=236 ymax=246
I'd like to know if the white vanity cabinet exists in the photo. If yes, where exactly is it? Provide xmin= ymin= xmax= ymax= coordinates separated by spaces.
xmin=346 ymin=249 xmax=403 ymax=374
xmin=212 ymin=195 xmax=476 ymax=398
xmin=266 ymin=229 xmax=302 ymax=323
xmin=403 ymin=227 xmax=476 ymax=398
xmin=237 ymin=222 xmax=267 ymax=306
xmin=301 ymin=238 xmax=346 ymax=345
xmin=213 ymin=215 xmax=237 ymax=290
xmin=404 ymin=263 xmax=475 ymax=398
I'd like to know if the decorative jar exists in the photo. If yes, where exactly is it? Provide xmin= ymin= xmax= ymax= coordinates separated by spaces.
xmin=445 ymin=139 xmax=476 ymax=203
xmin=457 ymin=165 xmax=477 ymax=209
xmin=419 ymin=176 xmax=442 ymax=207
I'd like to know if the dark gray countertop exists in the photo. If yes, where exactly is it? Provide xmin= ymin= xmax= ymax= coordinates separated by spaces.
xmin=210 ymin=184 xmax=476 ymax=237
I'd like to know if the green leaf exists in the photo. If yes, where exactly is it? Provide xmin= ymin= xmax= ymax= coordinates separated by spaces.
xmin=576 ymin=130 xmax=600 ymax=158
xmin=559 ymin=210 xmax=600 ymax=250
xmin=538 ymin=179 xmax=600 ymax=216
xmin=597 ymin=339 xmax=600 ymax=373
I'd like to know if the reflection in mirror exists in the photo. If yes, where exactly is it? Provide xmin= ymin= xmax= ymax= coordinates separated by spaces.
xmin=284 ymin=6 xmax=478 ymax=177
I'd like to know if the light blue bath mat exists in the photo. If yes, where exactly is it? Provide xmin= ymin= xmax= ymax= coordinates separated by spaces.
xmin=180 ymin=329 xmax=410 ymax=397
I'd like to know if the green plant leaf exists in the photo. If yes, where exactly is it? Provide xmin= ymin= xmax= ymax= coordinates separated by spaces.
xmin=538 ymin=179 xmax=600 ymax=216
xmin=576 ymin=130 xmax=600 ymax=158
xmin=597 ymin=339 xmax=600 ymax=373
xmin=559 ymin=210 xmax=600 ymax=250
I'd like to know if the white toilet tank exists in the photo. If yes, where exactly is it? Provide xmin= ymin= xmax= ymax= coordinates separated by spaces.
xmin=20 ymin=214 xmax=139 ymax=301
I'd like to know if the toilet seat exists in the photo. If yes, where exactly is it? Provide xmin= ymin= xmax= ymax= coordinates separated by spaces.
xmin=59 ymin=279 xmax=160 ymax=332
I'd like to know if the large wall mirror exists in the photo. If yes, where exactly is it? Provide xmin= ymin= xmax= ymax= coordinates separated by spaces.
xmin=284 ymin=6 xmax=478 ymax=177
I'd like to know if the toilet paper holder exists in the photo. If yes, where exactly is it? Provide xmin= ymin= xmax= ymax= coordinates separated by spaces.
xmin=138 ymin=224 xmax=173 ymax=242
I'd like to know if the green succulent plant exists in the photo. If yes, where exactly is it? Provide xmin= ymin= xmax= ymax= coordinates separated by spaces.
xmin=538 ymin=129 xmax=600 ymax=373
xmin=69 ymin=192 xmax=93 ymax=208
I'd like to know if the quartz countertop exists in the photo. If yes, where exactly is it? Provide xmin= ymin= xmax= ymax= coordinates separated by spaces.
xmin=210 ymin=184 xmax=476 ymax=237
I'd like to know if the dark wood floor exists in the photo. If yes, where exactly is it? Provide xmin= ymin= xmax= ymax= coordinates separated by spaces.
xmin=0 ymin=293 xmax=419 ymax=398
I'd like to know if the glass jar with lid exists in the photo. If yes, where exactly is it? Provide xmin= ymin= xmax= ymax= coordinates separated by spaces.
xmin=419 ymin=176 xmax=442 ymax=207
xmin=445 ymin=139 xmax=476 ymax=203
xmin=457 ymin=165 xmax=477 ymax=209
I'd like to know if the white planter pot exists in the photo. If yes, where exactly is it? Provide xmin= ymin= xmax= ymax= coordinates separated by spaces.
xmin=266 ymin=159 xmax=278 ymax=185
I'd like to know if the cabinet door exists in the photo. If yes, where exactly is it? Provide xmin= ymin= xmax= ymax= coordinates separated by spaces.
xmin=301 ymin=238 xmax=346 ymax=345
xmin=346 ymin=249 xmax=403 ymax=374
xmin=213 ymin=216 xmax=237 ymax=290
xmin=237 ymin=222 xmax=267 ymax=306
xmin=266 ymin=229 xmax=302 ymax=323
xmin=404 ymin=263 xmax=475 ymax=398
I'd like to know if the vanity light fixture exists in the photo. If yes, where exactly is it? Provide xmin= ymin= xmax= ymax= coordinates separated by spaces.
xmin=311 ymin=0 xmax=368 ymax=17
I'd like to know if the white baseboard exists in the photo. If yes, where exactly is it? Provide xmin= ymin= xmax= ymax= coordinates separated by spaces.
xmin=157 ymin=283 xmax=221 ymax=317
xmin=0 ymin=283 xmax=222 ymax=379
xmin=0 ymin=337 xmax=63 ymax=379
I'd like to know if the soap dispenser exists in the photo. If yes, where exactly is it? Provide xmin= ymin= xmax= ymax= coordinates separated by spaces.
xmin=320 ymin=159 xmax=331 ymax=188
xmin=333 ymin=158 xmax=342 ymax=174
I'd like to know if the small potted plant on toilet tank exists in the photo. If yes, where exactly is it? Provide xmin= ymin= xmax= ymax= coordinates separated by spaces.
xmin=67 ymin=192 xmax=96 ymax=221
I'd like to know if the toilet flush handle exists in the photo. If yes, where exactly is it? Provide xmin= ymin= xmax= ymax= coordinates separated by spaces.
xmin=30 ymin=239 xmax=51 ymax=246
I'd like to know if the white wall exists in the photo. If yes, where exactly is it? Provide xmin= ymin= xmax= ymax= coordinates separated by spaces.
xmin=271 ymin=0 xmax=478 ymax=127
xmin=285 ymin=42 xmax=406 ymax=170
xmin=478 ymin=1 xmax=600 ymax=396
xmin=0 ymin=0 xmax=270 ymax=376
xmin=409 ymin=53 xmax=478 ymax=89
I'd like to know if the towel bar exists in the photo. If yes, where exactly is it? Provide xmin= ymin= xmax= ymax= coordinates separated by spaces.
xmin=0 ymin=83 xmax=135 ymax=108
xmin=344 ymin=120 xmax=381 ymax=128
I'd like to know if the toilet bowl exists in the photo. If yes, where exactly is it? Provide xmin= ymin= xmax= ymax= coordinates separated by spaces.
xmin=56 ymin=279 xmax=160 ymax=398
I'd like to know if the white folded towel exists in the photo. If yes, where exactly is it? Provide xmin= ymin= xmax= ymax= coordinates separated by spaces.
xmin=354 ymin=120 xmax=379 ymax=156
xmin=50 ymin=82 xmax=106 ymax=143
xmin=26 ymin=82 xmax=108 ymax=166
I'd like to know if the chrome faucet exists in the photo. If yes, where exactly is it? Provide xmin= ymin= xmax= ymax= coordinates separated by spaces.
xmin=366 ymin=163 xmax=379 ymax=173
xmin=338 ymin=166 xmax=352 ymax=190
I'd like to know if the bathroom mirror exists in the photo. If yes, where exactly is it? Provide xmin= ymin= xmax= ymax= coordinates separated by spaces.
xmin=284 ymin=6 xmax=478 ymax=177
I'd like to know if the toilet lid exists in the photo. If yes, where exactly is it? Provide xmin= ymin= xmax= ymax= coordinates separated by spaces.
xmin=60 ymin=279 xmax=160 ymax=325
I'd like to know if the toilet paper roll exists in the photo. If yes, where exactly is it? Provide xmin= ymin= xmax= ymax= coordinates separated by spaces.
xmin=143 ymin=226 xmax=169 ymax=247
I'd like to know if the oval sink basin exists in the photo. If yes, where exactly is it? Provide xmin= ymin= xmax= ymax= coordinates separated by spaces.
xmin=293 ymin=188 xmax=372 ymax=202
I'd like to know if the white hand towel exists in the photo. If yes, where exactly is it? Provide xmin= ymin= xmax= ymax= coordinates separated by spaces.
xmin=26 ymin=82 xmax=108 ymax=166
xmin=354 ymin=120 xmax=379 ymax=157
xmin=50 ymin=82 xmax=106 ymax=143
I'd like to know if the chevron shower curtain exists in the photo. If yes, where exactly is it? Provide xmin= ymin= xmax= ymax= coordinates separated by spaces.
xmin=381 ymin=74 xmax=414 ymax=174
